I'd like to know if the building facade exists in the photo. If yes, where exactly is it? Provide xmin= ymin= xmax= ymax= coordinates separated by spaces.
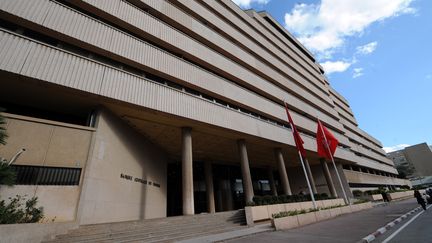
xmin=0 ymin=0 xmax=409 ymax=225
xmin=388 ymin=143 xmax=432 ymax=180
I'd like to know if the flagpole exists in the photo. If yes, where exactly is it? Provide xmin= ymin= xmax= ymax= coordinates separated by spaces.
xmin=284 ymin=100 xmax=316 ymax=209
xmin=297 ymin=150 xmax=317 ymax=209
xmin=318 ymin=120 xmax=349 ymax=205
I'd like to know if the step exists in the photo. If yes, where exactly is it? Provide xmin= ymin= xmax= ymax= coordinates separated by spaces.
xmin=58 ymin=216 xmax=245 ymax=238
xmin=54 ymin=220 xmax=243 ymax=242
xmin=71 ymin=211 xmax=244 ymax=232
xmin=44 ymin=210 xmax=246 ymax=243
xmin=99 ymin=225 xmax=247 ymax=243
xmin=61 ymin=212 xmax=244 ymax=237
xmin=47 ymin=224 xmax=246 ymax=243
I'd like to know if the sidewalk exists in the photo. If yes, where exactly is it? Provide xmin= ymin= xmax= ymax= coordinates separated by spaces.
xmin=224 ymin=199 xmax=418 ymax=243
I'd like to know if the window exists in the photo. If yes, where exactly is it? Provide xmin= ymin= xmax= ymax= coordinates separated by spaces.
xmin=11 ymin=165 xmax=81 ymax=186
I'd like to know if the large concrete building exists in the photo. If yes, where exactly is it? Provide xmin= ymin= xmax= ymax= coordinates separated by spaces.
xmin=0 ymin=0 xmax=409 ymax=225
xmin=388 ymin=143 xmax=432 ymax=180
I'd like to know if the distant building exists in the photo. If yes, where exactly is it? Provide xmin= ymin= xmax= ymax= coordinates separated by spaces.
xmin=388 ymin=143 xmax=432 ymax=179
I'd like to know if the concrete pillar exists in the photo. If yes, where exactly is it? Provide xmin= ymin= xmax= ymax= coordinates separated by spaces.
xmin=274 ymin=148 xmax=292 ymax=195
xmin=304 ymin=159 xmax=317 ymax=194
xmin=334 ymin=163 xmax=353 ymax=198
xmin=320 ymin=159 xmax=337 ymax=198
xmin=267 ymin=167 xmax=277 ymax=196
xmin=181 ymin=127 xmax=194 ymax=215
xmin=204 ymin=162 xmax=215 ymax=213
xmin=238 ymin=139 xmax=254 ymax=204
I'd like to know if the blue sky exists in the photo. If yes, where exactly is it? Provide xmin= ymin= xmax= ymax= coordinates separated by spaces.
xmin=233 ymin=0 xmax=432 ymax=152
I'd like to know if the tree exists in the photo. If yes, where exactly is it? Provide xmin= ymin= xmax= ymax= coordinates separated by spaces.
xmin=395 ymin=163 xmax=414 ymax=179
xmin=0 ymin=163 xmax=16 ymax=186
xmin=0 ymin=108 xmax=16 ymax=186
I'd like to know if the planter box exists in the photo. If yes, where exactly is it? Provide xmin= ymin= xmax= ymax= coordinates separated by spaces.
xmin=271 ymin=202 xmax=372 ymax=231
xmin=388 ymin=191 xmax=413 ymax=201
xmin=297 ymin=212 xmax=317 ymax=226
xmin=300 ymin=201 xmax=314 ymax=210
xmin=248 ymin=205 xmax=268 ymax=222
xmin=328 ymin=207 xmax=342 ymax=217
xmin=272 ymin=215 xmax=299 ymax=230
xmin=371 ymin=194 xmax=383 ymax=201
xmin=245 ymin=198 xmax=343 ymax=226
xmin=267 ymin=204 xmax=286 ymax=218
xmin=314 ymin=209 xmax=332 ymax=221
xmin=350 ymin=204 xmax=362 ymax=212
xmin=272 ymin=212 xmax=316 ymax=230
xmin=340 ymin=206 xmax=352 ymax=215
xmin=284 ymin=202 xmax=301 ymax=212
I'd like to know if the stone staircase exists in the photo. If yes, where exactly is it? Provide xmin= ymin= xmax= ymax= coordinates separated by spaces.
xmin=44 ymin=210 xmax=246 ymax=243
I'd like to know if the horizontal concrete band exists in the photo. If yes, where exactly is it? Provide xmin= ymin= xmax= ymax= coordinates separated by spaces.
xmin=0 ymin=28 xmax=399 ymax=173
xmin=0 ymin=0 xmax=391 ymax=165
xmin=0 ymin=0 xmax=345 ymax=134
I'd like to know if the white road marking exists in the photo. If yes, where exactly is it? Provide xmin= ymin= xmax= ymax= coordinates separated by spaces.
xmin=381 ymin=205 xmax=432 ymax=243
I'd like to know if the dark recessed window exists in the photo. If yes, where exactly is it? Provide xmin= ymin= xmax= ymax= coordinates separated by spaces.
xmin=8 ymin=165 xmax=81 ymax=186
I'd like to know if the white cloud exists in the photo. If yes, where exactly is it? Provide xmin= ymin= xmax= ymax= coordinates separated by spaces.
xmin=383 ymin=144 xmax=411 ymax=153
xmin=284 ymin=0 xmax=415 ymax=58
xmin=232 ymin=0 xmax=270 ymax=8
xmin=321 ymin=60 xmax=352 ymax=74
xmin=353 ymin=68 xmax=364 ymax=78
xmin=356 ymin=42 xmax=378 ymax=55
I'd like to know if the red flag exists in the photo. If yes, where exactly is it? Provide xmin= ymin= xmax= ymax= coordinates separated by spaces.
xmin=316 ymin=120 xmax=339 ymax=159
xmin=284 ymin=102 xmax=306 ymax=157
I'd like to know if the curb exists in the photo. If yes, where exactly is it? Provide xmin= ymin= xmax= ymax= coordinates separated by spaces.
xmin=359 ymin=206 xmax=422 ymax=243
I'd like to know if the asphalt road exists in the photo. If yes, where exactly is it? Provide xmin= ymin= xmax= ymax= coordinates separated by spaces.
xmin=228 ymin=199 xmax=420 ymax=243
xmin=377 ymin=204 xmax=432 ymax=243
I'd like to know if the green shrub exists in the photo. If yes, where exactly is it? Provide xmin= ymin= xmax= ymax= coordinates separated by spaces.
xmin=272 ymin=210 xmax=297 ymax=218
xmin=263 ymin=195 xmax=273 ymax=204
xmin=352 ymin=190 xmax=363 ymax=197
xmin=251 ymin=192 xmax=335 ymax=207
xmin=252 ymin=196 xmax=264 ymax=206
xmin=365 ymin=189 xmax=382 ymax=195
xmin=271 ymin=195 xmax=280 ymax=204
xmin=272 ymin=208 xmax=319 ymax=219
xmin=0 ymin=195 xmax=44 ymax=224
xmin=320 ymin=204 xmax=344 ymax=210
xmin=353 ymin=199 xmax=369 ymax=204
xmin=387 ymin=189 xmax=409 ymax=193
xmin=245 ymin=201 xmax=256 ymax=206
xmin=278 ymin=195 xmax=288 ymax=203
xmin=314 ymin=193 xmax=329 ymax=200
xmin=0 ymin=163 xmax=16 ymax=186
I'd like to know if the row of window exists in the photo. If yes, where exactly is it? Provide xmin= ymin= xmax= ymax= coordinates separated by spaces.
xmin=342 ymin=164 xmax=397 ymax=178
xmin=2 ymin=8 xmax=368 ymax=160
xmin=10 ymin=165 xmax=81 ymax=186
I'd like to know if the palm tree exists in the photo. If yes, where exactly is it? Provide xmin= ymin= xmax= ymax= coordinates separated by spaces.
xmin=0 ymin=108 xmax=15 ymax=185
xmin=0 ymin=163 xmax=16 ymax=185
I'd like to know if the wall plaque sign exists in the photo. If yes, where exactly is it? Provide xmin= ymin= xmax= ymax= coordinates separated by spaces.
xmin=120 ymin=173 xmax=160 ymax=188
